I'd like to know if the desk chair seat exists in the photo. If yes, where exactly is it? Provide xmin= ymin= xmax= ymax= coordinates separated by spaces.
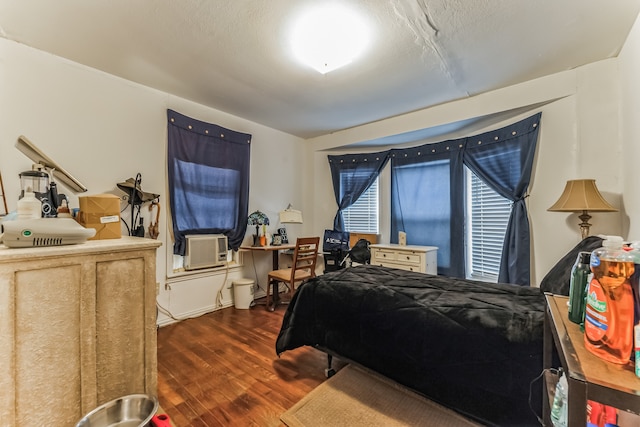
xmin=266 ymin=236 xmax=319 ymax=311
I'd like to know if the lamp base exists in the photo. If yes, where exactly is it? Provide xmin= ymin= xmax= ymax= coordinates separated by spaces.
xmin=578 ymin=211 xmax=592 ymax=240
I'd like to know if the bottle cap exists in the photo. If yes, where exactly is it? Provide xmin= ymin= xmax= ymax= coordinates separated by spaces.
xmin=603 ymin=235 xmax=624 ymax=248
xmin=577 ymin=251 xmax=591 ymax=264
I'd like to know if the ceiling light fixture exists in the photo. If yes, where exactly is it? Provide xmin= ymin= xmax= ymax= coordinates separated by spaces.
xmin=290 ymin=3 xmax=370 ymax=74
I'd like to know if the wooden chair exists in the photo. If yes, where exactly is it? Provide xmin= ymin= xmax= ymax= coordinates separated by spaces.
xmin=266 ymin=236 xmax=319 ymax=311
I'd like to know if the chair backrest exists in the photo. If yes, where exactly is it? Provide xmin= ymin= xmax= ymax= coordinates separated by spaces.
xmin=289 ymin=237 xmax=320 ymax=282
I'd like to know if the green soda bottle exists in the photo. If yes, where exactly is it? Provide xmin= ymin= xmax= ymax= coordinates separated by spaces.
xmin=568 ymin=251 xmax=591 ymax=325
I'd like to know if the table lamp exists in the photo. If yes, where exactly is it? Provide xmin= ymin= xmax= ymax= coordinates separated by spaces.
xmin=247 ymin=210 xmax=269 ymax=246
xmin=548 ymin=179 xmax=617 ymax=239
xmin=278 ymin=204 xmax=303 ymax=244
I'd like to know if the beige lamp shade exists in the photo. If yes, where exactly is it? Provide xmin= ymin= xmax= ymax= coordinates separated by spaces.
xmin=279 ymin=204 xmax=303 ymax=224
xmin=548 ymin=179 xmax=617 ymax=239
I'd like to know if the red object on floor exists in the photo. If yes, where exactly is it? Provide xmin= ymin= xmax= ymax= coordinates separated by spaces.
xmin=151 ymin=413 xmax=172 ymax=427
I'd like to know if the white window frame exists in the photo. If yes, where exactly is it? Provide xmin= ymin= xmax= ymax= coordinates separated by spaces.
xmin=341 ymin=175 xmax=379 ymax=234
xmin=465 ymin=168 xmax=512 ymax=282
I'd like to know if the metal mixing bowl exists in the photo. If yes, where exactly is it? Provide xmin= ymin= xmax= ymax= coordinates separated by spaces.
xmin=75 ymin=394 xmax=158 ymax=427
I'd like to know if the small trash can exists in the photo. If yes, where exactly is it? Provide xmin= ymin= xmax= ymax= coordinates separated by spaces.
xmin=233 ymin=278 xmax=255 ymax=309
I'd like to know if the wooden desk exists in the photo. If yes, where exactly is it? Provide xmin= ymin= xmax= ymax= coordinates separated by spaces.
xmin=240 ymin=243 xmax=295 ymax=270
xmin=240 ymin=244 xmax=296 ymax=310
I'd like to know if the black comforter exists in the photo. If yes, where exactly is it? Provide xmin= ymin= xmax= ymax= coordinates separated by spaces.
xmin=276 ymin=265 xmax=546 ymax=426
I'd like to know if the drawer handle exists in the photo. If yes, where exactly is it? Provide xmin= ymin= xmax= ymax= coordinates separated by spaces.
xmin=383 ymin=254 xmax=387 ymax=257
xmin=405 ymin=256 xmax=410 ymax=260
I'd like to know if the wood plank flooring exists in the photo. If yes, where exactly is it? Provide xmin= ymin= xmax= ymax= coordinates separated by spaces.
xmin=157 ymin=304 xmax=345 ymax=426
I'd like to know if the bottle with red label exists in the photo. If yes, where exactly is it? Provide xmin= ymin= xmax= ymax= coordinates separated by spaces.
xmin=584 ymin=236 xmax=635 ymax=364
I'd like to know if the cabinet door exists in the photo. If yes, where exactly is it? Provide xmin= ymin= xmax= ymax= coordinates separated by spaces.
xmin=95 ymin=257 xmax=147 ymax=403
xmin=10 ymin=264 xmax=86 ymax=426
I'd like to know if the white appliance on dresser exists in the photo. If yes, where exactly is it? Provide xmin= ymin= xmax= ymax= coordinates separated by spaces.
xmin=370 ymin=243 xmax=438 ymax=274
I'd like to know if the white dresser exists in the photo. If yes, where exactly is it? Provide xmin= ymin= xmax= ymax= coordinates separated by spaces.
xmin=370 ymin=243 xmax=438 ymax=274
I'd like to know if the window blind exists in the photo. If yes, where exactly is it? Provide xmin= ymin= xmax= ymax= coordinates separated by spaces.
xmin=468 ymin=171 xmax=512 ymax=282
xmin=342 ymin=176 xmax=379 ymax=233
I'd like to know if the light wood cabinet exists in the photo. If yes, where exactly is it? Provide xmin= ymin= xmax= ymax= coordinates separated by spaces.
xmin=370 ymin=243 xmax=438 ymax=274
xmin=0 ymin=237 xmax=161 ymax=427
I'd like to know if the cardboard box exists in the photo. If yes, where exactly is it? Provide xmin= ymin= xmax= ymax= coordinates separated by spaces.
xmin=77 ymin=194 xmax=121 ymax=240
xmin=349 ymin=232 xmax=379 ymax=248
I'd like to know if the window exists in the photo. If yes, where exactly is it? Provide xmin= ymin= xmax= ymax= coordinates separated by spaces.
xmin=167 ymin=109 xmax=251 ymax=255
xmin=388 ymin=113 xmax=540 ymax=282
xmin=173 ymin=161 xmax=240 ymax=231
xmin=341 ymin=175 xmax=379 ymax=233
xmin=466 ymin=168 xmax=512 ymax=282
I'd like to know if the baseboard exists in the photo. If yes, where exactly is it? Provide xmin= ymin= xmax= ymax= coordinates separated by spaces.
xmin=156 ymin=300 xmax=234 ymax=327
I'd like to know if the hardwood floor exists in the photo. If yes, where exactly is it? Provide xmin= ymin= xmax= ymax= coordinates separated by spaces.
xmin=157 ymin=304 xmax=344 ymax=426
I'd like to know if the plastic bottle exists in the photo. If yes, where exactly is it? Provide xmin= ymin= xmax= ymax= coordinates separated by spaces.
xmin=633 ymin=325 xmax=640 ymax=378
xmin=550 ymin=369 xmax=568 ymax=427
xmin=17 ymin=186 xmax=42 ymax=219
xmin=584 ymin=236 xmax=635 ymax=364
xmin=628 ymin=242 xmax=640 ymax=375
xmin=568 ymin=251 xmax=591 ymax=326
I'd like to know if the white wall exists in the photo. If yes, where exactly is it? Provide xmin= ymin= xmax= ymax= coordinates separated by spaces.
xmin=619 ymin=11 xmax=640 ymax=240
xmin=0 ymin=38 xmax=306 ymax=324
xmin=3 ymin=9 xmax=639 ymax=319
xmin=306 ymin=58 xmax=627 ymax=286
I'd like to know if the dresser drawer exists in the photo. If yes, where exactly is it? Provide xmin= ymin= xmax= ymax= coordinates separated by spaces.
xmin=372 ymin=249 xmax=397 ymax=262
xmin=370 ymin=244 xmax=438 ymax=275
xmin=372 ymin=248 xmax=423 ymax=265
xmin=373 ymin=260 xmax=422 ymax=272
xmin=396 ymin=252 xmax=423 ymax=265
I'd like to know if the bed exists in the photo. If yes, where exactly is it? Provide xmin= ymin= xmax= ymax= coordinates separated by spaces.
xmin=275 ymin=236 xmax=603 ymax=426
xmin=276 ymin=265 xmax=543 ymax=425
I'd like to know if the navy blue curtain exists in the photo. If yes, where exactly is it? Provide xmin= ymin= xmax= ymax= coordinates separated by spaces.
xmin=390 ymin=140 xmax=465 ymax=277
xmin=463 ymin=113 xmax=541 ymax=284
xmin=390 ymin=113 xmax=541 ymax=283
xmin=167 ymin=109 xmax=251 ymax=254
xmin=328 ymin=151 xmax=390 ymax=231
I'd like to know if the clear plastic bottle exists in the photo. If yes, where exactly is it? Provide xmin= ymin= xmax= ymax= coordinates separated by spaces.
xmin=17 ymin=186 xmax=42 ymax=219
xmin=584 ymin=236 xmax=635 ymax=364
xmin=550 ymin=369 xmax=568 ymax=427
xmin=635 ymin=324 xmax=640 ymax=378
xmin=630 ymin=241 xmax=640 ymax=375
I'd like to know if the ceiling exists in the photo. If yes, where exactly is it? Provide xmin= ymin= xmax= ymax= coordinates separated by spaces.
xmin=2 ymin=0 xmax=640 ymax=140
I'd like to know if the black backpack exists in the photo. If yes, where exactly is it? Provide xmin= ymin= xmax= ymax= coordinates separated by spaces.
xmin=347 ymin=238 xmax=371 ymax=264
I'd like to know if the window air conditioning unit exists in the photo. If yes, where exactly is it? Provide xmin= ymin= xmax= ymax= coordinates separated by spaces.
xmin=184 ymin=234 xmax=228 ymax=270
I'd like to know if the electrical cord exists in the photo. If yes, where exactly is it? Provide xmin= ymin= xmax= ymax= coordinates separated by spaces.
xmin=216 ymin=261 xmax=230 ymax=309
xmin=156 ymin=300 xmax=199 ymax=322
xmin=247 ymin=250 xmax=266 ymax=293
xmin=156 ymin=260 xmax=232 ymax=323
xmin=529 ymin=367 xmax=559 ymax=426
